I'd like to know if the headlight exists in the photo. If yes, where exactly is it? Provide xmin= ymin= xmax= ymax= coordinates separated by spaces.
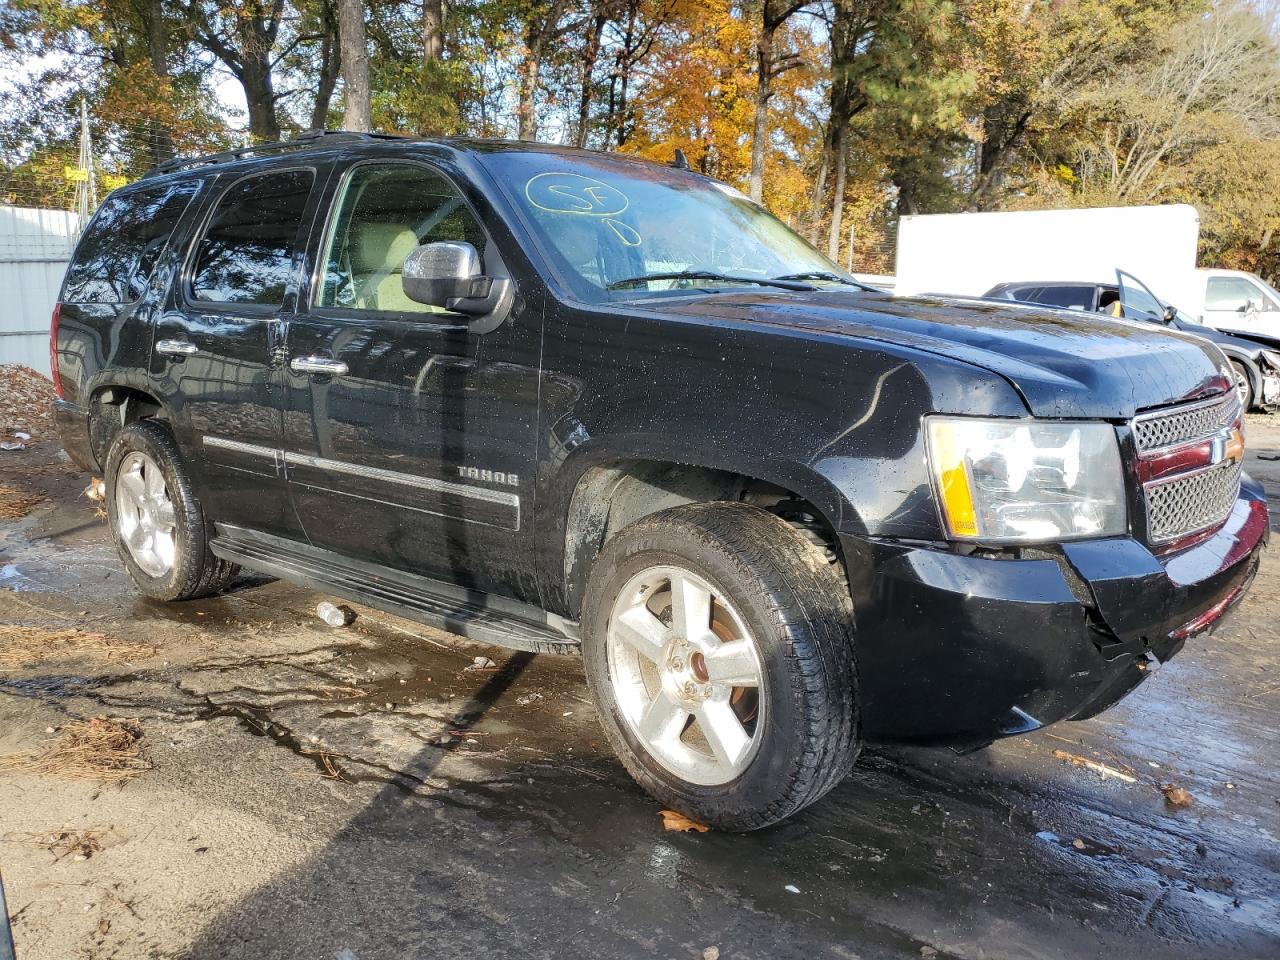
xmin=1261 ymin=350 xmax=1280 ymax=373
xmin=925 ymin=417 xmax=1127 ymax=542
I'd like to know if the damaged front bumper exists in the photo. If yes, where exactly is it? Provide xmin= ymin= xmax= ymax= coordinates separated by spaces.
xmin=848 ymin=475 xmax=1268 ymax=748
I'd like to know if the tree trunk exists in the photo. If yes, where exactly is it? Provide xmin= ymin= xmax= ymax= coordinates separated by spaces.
xmin=749 ymin=20 xmax=774 ymax=203
xmin=338 ymin=0 xmax=372 ymax=133
xmin=827 ymin=131 xmax=846 ymax=261
xmin=241 ymin=55 xmax=281 ymax=141
xmin=310 ymin=0 xmax=341 ymax=130
xmin=146 ymin=0 xmax=175 ymax=166
xmin=574 ymin=13 xmax=607 ymax=148
xmin=424 ymin=0 xmax=444 ymax=62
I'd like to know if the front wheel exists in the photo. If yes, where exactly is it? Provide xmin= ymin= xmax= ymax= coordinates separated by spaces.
xmin=581 ymin=502 xmax=860 ymax=831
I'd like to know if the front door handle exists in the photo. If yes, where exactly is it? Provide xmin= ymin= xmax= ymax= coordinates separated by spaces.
xmin=290 ymin=356 xmax=349 ymax=377
xmin=156 ymin=339 xmax=199 ymax=358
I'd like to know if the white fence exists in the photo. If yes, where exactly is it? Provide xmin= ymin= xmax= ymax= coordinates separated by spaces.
xmin=0 ymin=206 xmax=77 ymax=377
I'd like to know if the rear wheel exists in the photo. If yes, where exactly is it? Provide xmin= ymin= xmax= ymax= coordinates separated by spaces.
xmin=105 ymin=420 xmax=239 ymax=601
xmin=581 ymin=502 xmax=860 ymax=831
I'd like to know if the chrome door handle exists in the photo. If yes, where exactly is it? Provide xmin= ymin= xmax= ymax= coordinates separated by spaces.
xmin=290 ymin=356 xmax=349 ymax=377
xmin=156 ymin=339 xmax=198 ymax=357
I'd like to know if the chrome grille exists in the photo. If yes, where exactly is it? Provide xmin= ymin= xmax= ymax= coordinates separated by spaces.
xmin=1133 ymin=393 xmax=1239 ymax=452
xmin=1145 ymin=461 xmax=1242 ymax=543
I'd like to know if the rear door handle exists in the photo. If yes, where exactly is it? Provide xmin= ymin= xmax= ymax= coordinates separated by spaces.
xmin=156 ymin=339 xmax=198 ymax=358
xmin=290 ymin=356 xmax=349 ymax=377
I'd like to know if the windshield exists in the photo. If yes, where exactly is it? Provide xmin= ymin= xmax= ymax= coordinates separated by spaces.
xmin=478 ymin=150 xmax=854 ymax=301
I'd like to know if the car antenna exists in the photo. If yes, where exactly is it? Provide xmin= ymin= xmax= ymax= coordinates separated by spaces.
xmin=672 ymin=148 xmax=690 ymax=170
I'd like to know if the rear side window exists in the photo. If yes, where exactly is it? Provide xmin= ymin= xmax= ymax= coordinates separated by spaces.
xmin=191 ymin=169 xmax=314 ymax=305
xmin=1032 ymin=285 xmax=1094 ymax=311
xmin=62 ymin=182 xmax=199 ymax=304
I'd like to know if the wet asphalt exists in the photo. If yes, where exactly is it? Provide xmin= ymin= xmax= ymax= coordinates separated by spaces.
xmin=1 ymin=427 xmax=1278 ymax=960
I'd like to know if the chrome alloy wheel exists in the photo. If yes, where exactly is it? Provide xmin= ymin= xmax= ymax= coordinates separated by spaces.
xmin=606 ymin=565 xmax=765 ymax=785
xmin=114 ymin=451 xmax=177 ymax=578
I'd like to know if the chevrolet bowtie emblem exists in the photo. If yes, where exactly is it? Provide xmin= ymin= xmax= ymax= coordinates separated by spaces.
xmin=1211 ymin=427 xmax=1245 ymax=465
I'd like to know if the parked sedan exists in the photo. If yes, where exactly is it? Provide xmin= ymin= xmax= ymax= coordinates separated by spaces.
xmin=985 ymin=275 xmax=1280 ymax=411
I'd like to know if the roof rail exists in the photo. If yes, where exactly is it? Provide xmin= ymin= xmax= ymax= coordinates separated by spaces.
xmin=145 ymin=130 xmax=410 ymax=178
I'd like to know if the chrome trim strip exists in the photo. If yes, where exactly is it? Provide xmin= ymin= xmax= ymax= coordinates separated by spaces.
xmin=282 ymin=451 xmax=520 ymax=509
xmin=201 ymin=436 xmax=521 ymax=515
xmin=203 ymin=436 xmax=280 ymax=464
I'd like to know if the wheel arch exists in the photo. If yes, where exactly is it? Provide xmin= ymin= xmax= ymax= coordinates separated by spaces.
xmin=552 ymin=452 xmax=853 ymax=620
xmin=86 ymin=381 xmax=171 ymax=469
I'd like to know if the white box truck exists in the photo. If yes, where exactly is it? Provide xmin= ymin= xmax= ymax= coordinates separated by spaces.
xmin=893 ymin=204 xmax=1202 ymax=305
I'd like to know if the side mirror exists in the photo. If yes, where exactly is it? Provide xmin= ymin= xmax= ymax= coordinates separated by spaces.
xmin=1162 ymin=304 xmax=1177 ymax=323
xmin=402 ymin=241 xmax=491 ymax=309
xmin=1236 ymin=301 xmax=1252 ymax=313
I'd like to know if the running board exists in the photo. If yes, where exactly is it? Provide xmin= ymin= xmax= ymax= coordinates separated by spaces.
xmin=210 ymin=525 xmax=581 ymax=656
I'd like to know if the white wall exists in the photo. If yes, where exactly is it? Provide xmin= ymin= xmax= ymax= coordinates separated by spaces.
xmin=894 ymin=204 xmax=1201 ymax=308
xmin=0 ymin=206 xmax=77 ymax=377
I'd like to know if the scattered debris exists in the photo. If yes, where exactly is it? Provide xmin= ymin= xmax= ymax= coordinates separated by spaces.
xmin=464 ymin=655 xmax=497 ymax=671
xmin=0 ymin=441 xmax=24 ymax=451
xmin=1051 ymin=749 xmax=1138 ymax=783
xmin=515 ymin=692 xmax=544 ymax=706
xmin=784 ymin=884 xmax=800 ymax=894
xmin=1072 ymin=839 xmax=1086 ymax=850
xmin=660 ymin=809 xmax=711 ymax=833
xmin=702 ymin=948 xmax=720 ymax=960
xmin=920 ymin=948 xmax=938 ymax=958
xmin=0 ymin=717 xmax=151 ymax=783
xmin=0 ymin=484 xmax=46 ymax=520
xmin=0 ymin=625 xmax=156 ymax=670
xmin=1162 ymin=784 xmax=1194 ymax=808
xmin=12 ymin=432 xmax=29 ymax=441
xmin=84 ymin=477 xmax=107 ymax=518
xmin=0 ymin=365 xmax=54 ymax=438
xmin=316 ymin=602 xmax=355 ymax=627
xmin=2 ymin=826 xmax=118 ymax=862
xmin=0 ymin=626 xmax=151 ymax=669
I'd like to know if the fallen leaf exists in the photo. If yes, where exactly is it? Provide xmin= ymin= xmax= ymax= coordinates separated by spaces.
xmin=659 ymin=809 xmax=710 ymax=833
xmin=1162 ymin=784 xmax=1194 ymax=808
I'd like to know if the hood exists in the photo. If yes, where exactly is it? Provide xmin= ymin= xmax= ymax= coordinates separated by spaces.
xmin=653 ymin=289 xmax=1230 ymax=419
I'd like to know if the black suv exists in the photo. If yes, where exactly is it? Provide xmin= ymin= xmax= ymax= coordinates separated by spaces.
xmin=51 ymin=132 xmax=1266 ymax=830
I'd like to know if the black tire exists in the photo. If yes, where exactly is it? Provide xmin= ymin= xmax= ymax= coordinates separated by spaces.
xmin=581 ymin=502 xmax=860 ymax=831
xmin=1231 ymin=361 xmax=1255 ymax=412
xmin=104 ymin=419 xmax=239 ymax=601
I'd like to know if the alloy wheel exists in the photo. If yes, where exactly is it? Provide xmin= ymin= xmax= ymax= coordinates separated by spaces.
xmin=114 ymin=451 xmax=177 ymax=578
xmin=606 ymin=565 xmax=765 ymax=786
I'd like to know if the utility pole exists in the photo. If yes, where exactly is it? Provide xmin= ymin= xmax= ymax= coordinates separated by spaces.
xmin=72 ymin=98 xmax=98 ymax=237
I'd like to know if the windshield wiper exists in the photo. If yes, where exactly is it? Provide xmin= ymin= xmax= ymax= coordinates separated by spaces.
xmin=772 ymin=270 xmax=876 ymax=291
xmin=606 ymin=270 xmax=815 ymax=292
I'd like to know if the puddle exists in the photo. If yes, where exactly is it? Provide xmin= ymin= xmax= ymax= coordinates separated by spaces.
xmin=0 ymin=674 xmax=113 ymax=701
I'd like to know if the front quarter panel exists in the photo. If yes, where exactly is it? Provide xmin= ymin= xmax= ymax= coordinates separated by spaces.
xmin=534 ymin=299 xmax=1027 ymax=611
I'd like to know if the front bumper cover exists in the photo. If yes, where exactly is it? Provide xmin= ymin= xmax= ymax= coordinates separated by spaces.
xmin=848 ymin=476 xmax=1268 ymax=748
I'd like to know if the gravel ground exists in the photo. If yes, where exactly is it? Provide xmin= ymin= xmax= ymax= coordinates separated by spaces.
xmin=0 ymin=419 xmax=1277 ymax=960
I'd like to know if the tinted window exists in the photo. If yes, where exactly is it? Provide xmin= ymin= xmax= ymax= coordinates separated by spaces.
xmin=1032 ymin=285 xmax=1094 ymax=311
xmin=191 ymin=169 xmax=314 ymax=305
xmin=317 ymin=163 xmax=487 ymax=313
xmin=63 ymin=183 xmax=198 ymax=303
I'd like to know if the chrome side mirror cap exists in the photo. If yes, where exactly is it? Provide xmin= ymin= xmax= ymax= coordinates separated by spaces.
xmin=402 ymin=241 xmax=491 ymax=308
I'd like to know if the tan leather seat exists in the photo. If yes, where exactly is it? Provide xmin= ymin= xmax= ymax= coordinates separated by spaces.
xmin=349 ymin=223 xmax=427 ymax=312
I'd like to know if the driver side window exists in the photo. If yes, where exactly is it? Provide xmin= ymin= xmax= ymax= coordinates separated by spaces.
xmin=318 ymin=163 xmax=487 ymax=314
